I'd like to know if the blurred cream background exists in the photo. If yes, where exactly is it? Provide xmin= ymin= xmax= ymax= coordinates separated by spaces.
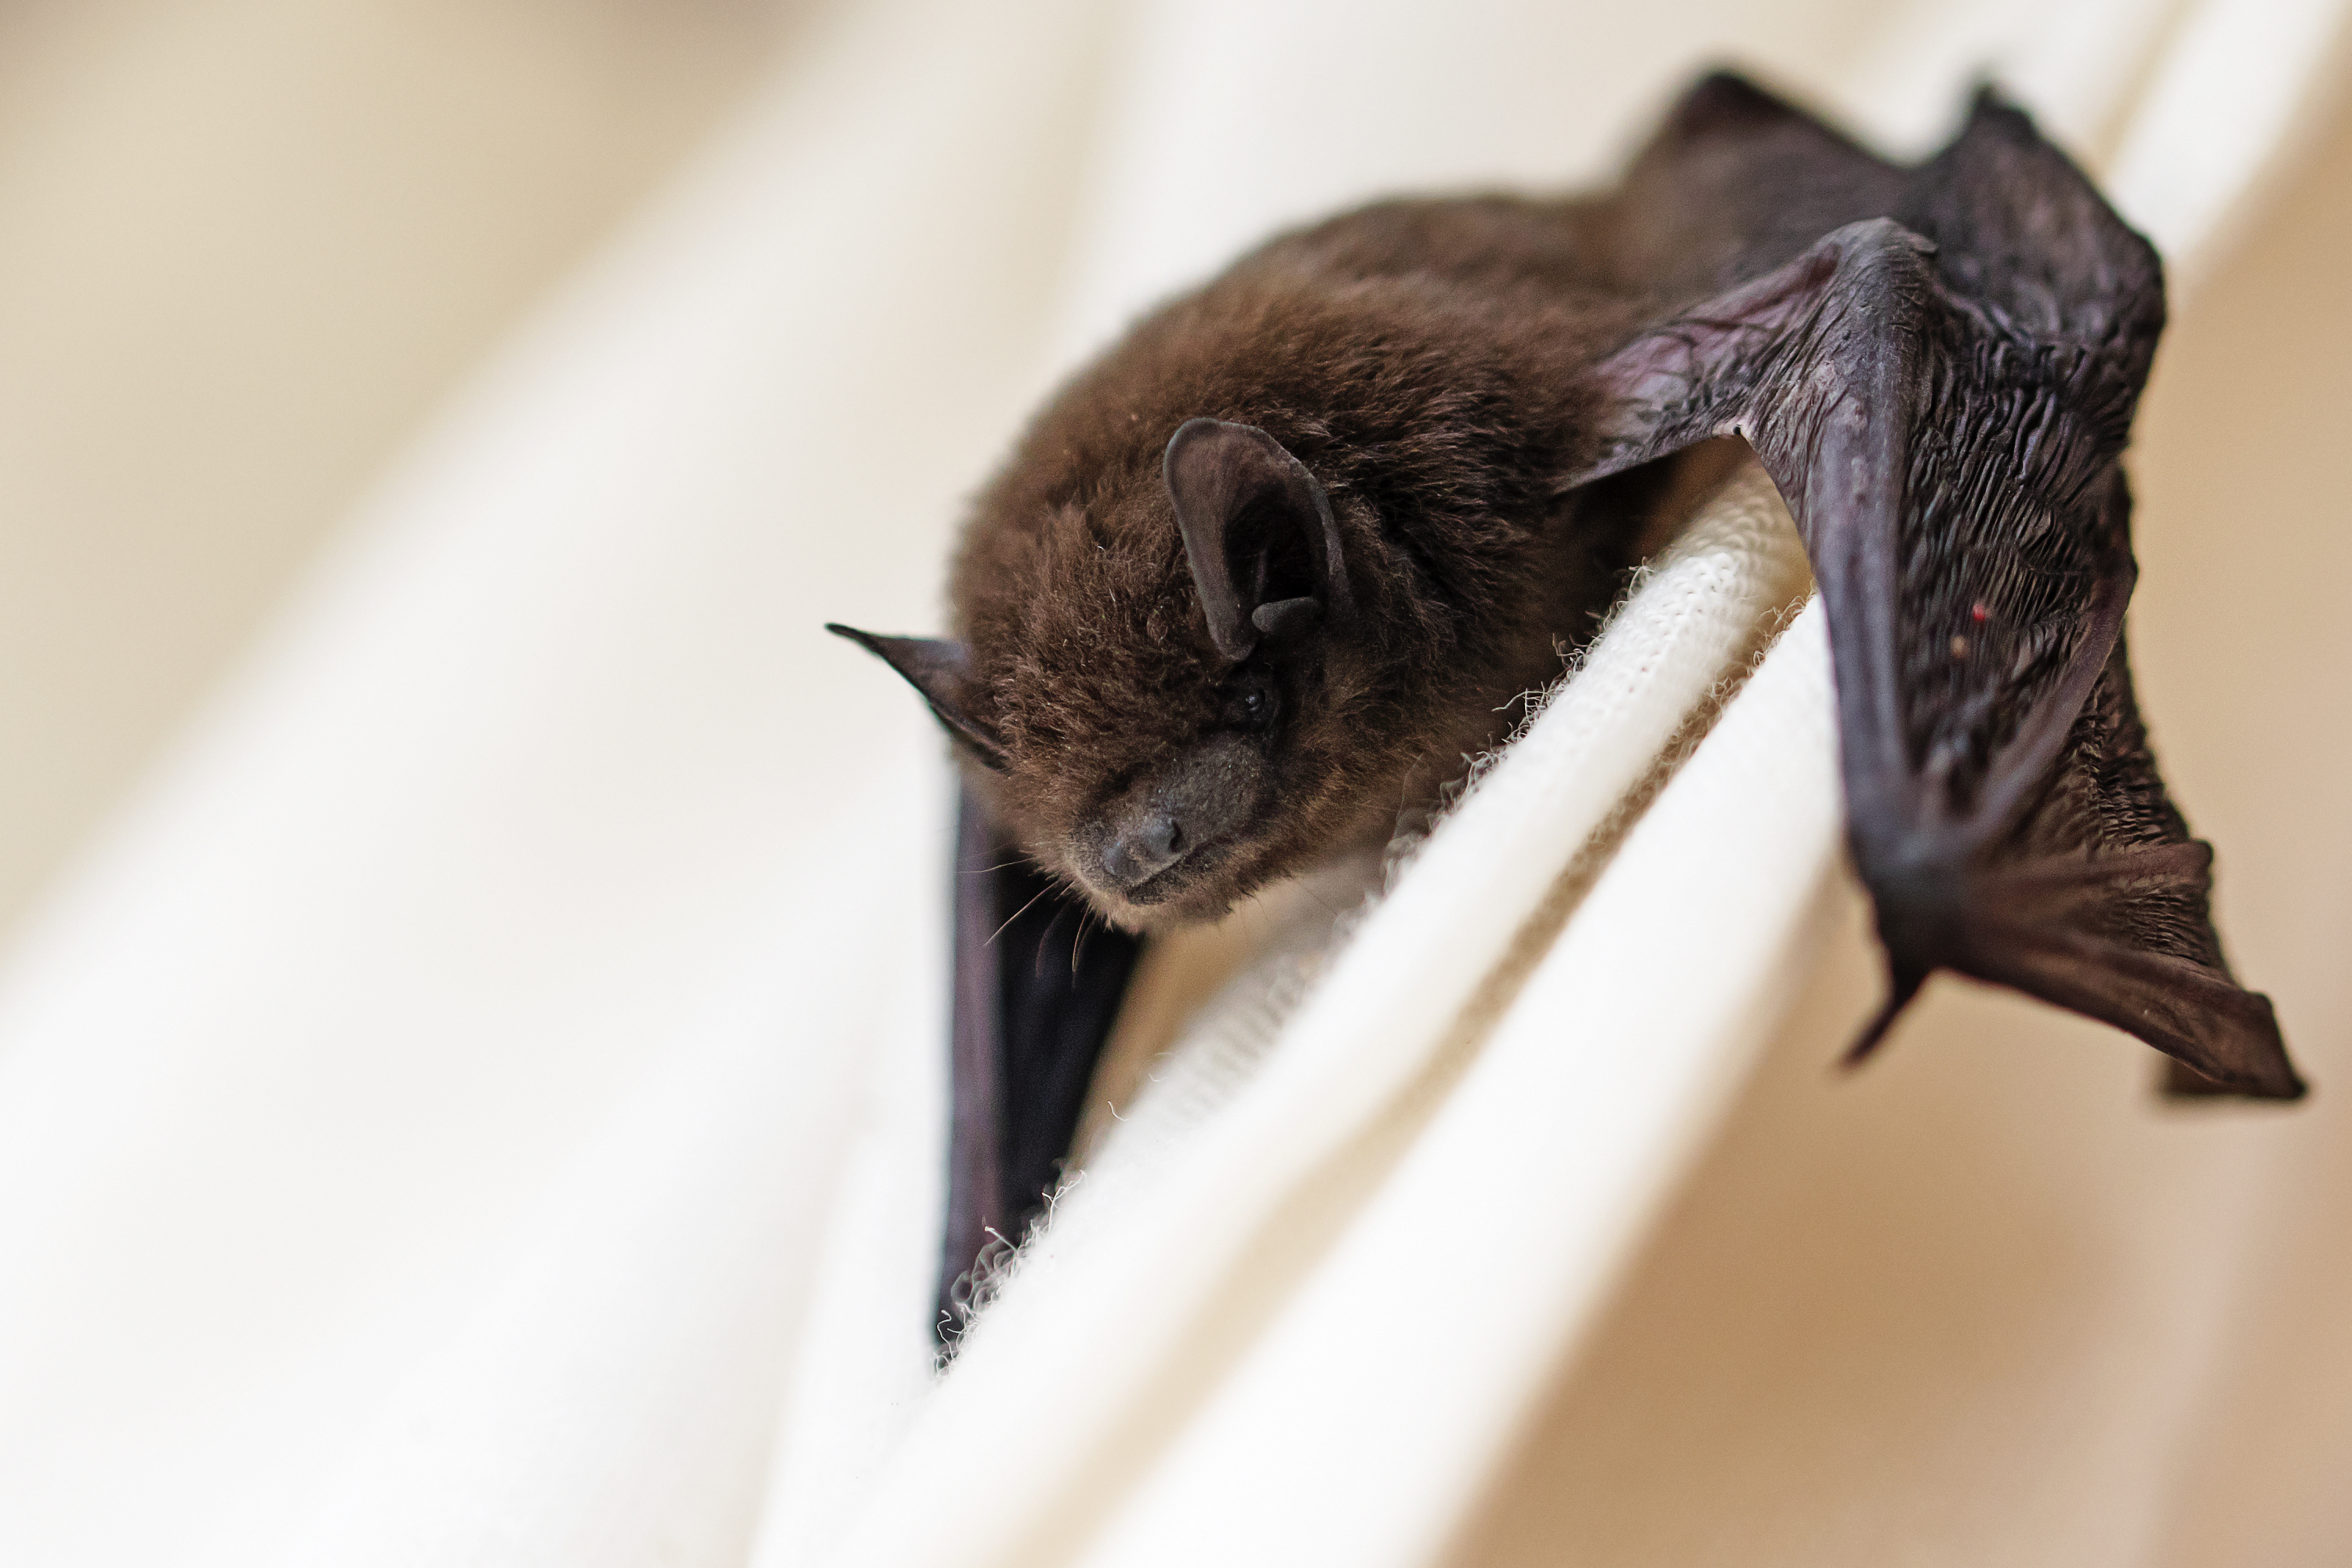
xmin=0 ymin=2 xmax=2347 ymax=1565
xmin=0 ymin=0 xmax=789 ymax=939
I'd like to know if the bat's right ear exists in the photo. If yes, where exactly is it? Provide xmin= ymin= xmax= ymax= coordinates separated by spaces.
xmin=1163 ymin=418 xmax=1353 ymax=662
xmin=826 ymin=624 xmax=1007 ymax=770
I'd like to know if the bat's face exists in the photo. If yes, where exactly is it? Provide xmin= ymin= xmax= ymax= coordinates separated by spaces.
xmin=841 ymin=397 xmax=1564 ymax=931
xmin=839 ymin=418 xmax=1421 ymax=931
xmin=835 ymin=270 xmax=1610 ymax=931
xmin=982 ymin=647 xmax=1343 ymax=931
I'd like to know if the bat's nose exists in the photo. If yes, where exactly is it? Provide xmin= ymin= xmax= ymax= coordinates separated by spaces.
xmin=1083 ymin=732 xmax=1264 ymax=905
xmin=1101 ymin=811 xmax=1187 ymax=891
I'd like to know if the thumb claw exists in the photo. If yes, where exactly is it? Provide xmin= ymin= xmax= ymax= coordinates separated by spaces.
xmin=1842 ymin=963 xmax=1929 ymax=1069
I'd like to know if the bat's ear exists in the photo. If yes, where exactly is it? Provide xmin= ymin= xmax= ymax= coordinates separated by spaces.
xmin=826 ymin=624 xmax=1007 ymax=770
xmin=1163 ymin=418 xmax=1353 ymax=662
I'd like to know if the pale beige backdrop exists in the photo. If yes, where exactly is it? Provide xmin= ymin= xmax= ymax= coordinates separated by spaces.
xmin=0 ymin=0 xmax=789 ymax=938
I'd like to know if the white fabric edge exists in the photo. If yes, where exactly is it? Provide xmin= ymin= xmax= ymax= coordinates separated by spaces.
xmin=1076 ymin=602 xmax=1842 ymax=1568
xmin=2106 ymin=0 xmax=2352 ymax=289
xmin=821 ymin=467 xmax=1811 ymax=1568
xmin=749 ymin=771 xmax=955 ymax=1568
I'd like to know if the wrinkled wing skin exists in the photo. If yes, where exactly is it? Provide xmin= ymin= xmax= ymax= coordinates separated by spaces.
xmin=1570 ymin=89 xmax=2303 ymax=1098
xmin=942 ymin=787 xmax=1145 ymax=1341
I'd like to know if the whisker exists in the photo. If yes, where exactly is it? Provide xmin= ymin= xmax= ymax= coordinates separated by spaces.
xmin=985 ymin=883 xmax=1057 ymax=946
xmin=1033 ymin=902 xmax=1073 ymax=979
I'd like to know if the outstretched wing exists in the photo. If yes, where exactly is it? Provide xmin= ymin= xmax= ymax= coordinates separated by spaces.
xmin=1567 ymin=85 xmax=2303 ymax=1098
xmin=941 ymin=787 xmax=1145 ymax=1342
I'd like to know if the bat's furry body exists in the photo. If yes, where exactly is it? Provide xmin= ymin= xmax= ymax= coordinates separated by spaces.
xmin=830 ymin=72 xmax=2306 ymax=1338
xmin=953 ymin=197 xmax=1646 ymax=927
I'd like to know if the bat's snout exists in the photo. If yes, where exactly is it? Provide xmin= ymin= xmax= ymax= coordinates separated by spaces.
xmin=1100 ymin=809 xmax=1187 ymax=891
xmin=1073 ymin=732 xmax=1267 ymax=917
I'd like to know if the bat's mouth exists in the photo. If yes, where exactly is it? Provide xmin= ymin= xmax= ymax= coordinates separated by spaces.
xmin=1069 ymin=832 xmax=1256 ymax=930
xmin=1068 ymin=732 xmax=1271 ymax=925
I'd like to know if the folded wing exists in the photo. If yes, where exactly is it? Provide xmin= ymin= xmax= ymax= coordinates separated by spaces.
xmin=1568 ymin=85 xmax=2300 ymax=1098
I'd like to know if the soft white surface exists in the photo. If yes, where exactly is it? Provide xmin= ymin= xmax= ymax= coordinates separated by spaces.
xmin=1073 ymin=601 xmax=1841 ymax=1568
xmin=812 ymin=470 xmax=1811 ymax=1568
xmin=264 ymin=791 xmax=914 ymax=1568
xmin=0 ymin=0 xmax=1112 ymax=1559
xmin=0 ymin=1 xmax=2347 ymax=1565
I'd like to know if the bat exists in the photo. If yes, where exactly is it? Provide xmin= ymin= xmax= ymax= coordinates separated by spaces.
xmin=829 ymin=72 xmax=2307 ymax=1341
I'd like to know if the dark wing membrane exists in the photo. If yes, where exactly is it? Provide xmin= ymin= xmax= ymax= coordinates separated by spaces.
xmin=942 ymin=788 xmax=1145 ymax=1343
xmin=1568 ymin=90 xmax=2303 ymax=1098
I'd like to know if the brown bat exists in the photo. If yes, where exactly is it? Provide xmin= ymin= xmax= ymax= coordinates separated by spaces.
xmin=828 ymin=72 xmax=2307 ymax=1341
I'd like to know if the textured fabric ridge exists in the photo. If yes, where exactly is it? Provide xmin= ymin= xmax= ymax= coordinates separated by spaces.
xmin=1071 ymin=605 xmax=1843 ymax=1568
xmin=822 ymin=463 xmax=1812 ymax=1568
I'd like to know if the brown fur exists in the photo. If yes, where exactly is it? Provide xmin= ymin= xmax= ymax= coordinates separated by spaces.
xmin=931 ymin=74 xmax=1938 ymax=927
xmin=947 ymin=196 xmax=1678 ymax=924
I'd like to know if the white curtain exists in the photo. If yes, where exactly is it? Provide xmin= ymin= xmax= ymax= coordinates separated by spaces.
xmin=2 ymin=2 xmax=2347 ymax=1564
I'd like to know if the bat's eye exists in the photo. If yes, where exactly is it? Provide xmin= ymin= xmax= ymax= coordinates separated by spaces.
xmin=1223 ymin=670 xmax=1279 ymax=731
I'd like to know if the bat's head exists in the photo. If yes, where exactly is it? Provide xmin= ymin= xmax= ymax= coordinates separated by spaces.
xmin=832 ymin=419 xmax=1406 ymax=929
xmin=832 ymin=271 xmax=1616 ymax=929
